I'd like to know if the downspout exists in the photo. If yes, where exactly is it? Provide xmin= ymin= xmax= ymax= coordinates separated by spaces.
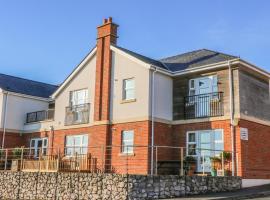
xmin=150 ymin=67 xmax=157 ymax=175
xmin=228 ymin=61 xmax=235 ymax=176
xmin=1 ymin=91 xmax=9 ymax=149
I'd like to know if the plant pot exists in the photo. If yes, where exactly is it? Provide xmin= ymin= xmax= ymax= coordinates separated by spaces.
xmin=211 ymin=169 xmax=217 ymax=176
xmin=188 ymin=163 xmax=196 ymax=176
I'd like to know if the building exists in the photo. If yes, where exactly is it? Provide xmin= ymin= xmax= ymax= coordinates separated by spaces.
xmin=0 ymin=18 xmax=270 ymax=179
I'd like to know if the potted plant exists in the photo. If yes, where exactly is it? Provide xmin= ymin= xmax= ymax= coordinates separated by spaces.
xmin=184 ymin=156 xmax=197 ymax=176
xmin=220 ymin=151 xmax=231 ymax=161
xmin=210 ymin=156 xmax=221 ymax=176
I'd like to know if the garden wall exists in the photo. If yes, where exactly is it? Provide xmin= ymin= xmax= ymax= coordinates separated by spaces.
xmin=0 ymin=172 xmax=241 ymax=199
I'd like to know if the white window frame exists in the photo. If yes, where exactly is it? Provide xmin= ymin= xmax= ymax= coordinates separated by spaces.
xmin=188 ymin=75 xmax=218 ymax=96
xmin=186 ymin=129 xmax=224 ymax=156
xmin=65 ymin=134 xmax=88 ymax=156
xmin=123 ymin=78 xmax=135 ymax=101
xmin=121 ymin=130 xmax=134 ymax=154
xmin=186 ymin=132 xmax=197 ymax=156
xmin=70 ymin=89 xmax=88 ymax=107
xmin=30 ymin=138 xmax=48 ymax=157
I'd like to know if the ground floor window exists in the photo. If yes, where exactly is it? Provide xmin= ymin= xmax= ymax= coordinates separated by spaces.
xmin=121 ymin=130 xmax=134 ymax=154
xmin=30 ymin=138 xmax=48 ymax=157
xmin=65 ymin=134 xmax=88 ymax=156
xmin=186 ymin=129 xmax=224 ymax=172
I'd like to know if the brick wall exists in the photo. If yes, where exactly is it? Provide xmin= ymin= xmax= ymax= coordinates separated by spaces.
xmin=0 ymin=131 xmax=25 ymax=148
xmin=236 ymin=119 xmax=270 ymax=179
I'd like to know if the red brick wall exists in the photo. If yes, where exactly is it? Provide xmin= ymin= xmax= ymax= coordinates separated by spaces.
xmin=236 ymin=119 xmax=270 ymax=179
xmin=0 ymin=131 xmax=25 ymax=148
xmin=94 ymin=18 xmax=118 ymax=121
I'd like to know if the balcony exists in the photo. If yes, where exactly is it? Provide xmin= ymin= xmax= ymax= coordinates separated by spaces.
xmin=184 ymin=92 xmax=224 ymax=119
xmin=26 ymin=109 xmax=54 ymax=123
xmin=65 ymin=103 xmax=90 ymax=126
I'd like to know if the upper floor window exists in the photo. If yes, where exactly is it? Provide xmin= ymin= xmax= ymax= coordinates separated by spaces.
xmin=70 ymin=89 xmax=88 ymax=106
xmin=189 ymin=75 xmax=218 ymax=96
xmin=121 ymin=130 xmax=134 ymax=154
xmin=123 ymin=78 xmax=135 ymax=100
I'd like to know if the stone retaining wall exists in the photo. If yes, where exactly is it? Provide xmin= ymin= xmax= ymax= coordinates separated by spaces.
xmin=0 ymin=172 xmax=241 ymax=199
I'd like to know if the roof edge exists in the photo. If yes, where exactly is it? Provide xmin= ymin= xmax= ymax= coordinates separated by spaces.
xmin=51 ymin=47 xmax=97 ymax=98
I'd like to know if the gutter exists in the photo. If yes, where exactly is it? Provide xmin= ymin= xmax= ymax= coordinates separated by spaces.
xmin=150 ymin=67 xmax=157 ymax=175
xmin=1 ymin=91 xmax=9 ymax=149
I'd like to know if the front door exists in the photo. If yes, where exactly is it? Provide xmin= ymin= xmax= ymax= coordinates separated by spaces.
xmin=30 ymin=138 xmax=48 ymax=157
xmin=195 ymin=77 xmax=212 ymax=117
xmin=197 ymin=131 xmax=212 ymax=172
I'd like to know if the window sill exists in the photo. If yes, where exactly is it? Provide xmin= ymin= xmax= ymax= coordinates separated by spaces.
xmin=121 ymin=99 xmax=136 ymax=104
xmin=118 ymin=153 xmax=135 ymax=157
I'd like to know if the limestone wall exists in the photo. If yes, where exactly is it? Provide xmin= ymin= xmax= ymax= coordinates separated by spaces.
xmin=0 ymin=172 xmax=241 ymax=200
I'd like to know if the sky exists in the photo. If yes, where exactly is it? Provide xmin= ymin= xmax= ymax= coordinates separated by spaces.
xmin=0 ymin=0 xmax=270 ymax=85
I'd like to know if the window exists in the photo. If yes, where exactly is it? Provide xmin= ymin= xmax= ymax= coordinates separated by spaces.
xmin=214 ymin=130 xmax=223 ymax=156
xmin=121 ymin=130 xmax=134 ymax=154
xmin=187 ymin=132 xmax=196 ymax=155
xmin=189 ymin=79 xmax=196 ymax=96
xmin=188 ymin=75 xmax=218 ymax=96
xmin=30 ymin=138 xmax=48 ymax=157
xmin=123 ymin=79 xmax=135 ymax=100
xmin=65 ymin=134 xmax=88 ymax=156
xmin=186 ymin=130 xmax=224 ymax=156
xmin=70 ymin=89 xmax=88 ymax=106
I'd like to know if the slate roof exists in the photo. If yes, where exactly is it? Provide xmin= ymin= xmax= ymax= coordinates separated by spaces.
xmin=0 ymin=73 xmax=58 ymax=98
xmin=113 ymin=45 xmax=237 ymax=72
xmin=160 ymin=49 xmax=237 ymax=72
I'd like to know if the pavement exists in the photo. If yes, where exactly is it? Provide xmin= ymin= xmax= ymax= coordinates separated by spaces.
xmin=164 ymin=184 xmax=270 ymax=200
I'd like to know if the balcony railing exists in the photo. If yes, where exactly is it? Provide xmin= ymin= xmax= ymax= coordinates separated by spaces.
xmin=184 ymin=92 xmax=224 ymax=119
xmin=26 ymin=109 xmax=54 ymax=123
xmin=65 ymin=103 xmax=90 ymax=126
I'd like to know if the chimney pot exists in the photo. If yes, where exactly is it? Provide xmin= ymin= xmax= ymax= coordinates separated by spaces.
xmin=108 ymin=17 xmax=113 ymax=23
xmin=103 ymin=18 xmax=108 ymax=24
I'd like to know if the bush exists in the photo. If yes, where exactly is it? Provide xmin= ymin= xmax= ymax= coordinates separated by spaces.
xmin=12 ymin=148 xmax=22 ymax=159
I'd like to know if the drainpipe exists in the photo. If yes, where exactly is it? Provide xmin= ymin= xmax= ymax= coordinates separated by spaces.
xmin=1 ymin=91 xmax=9 ymax=149
xmin=228 ymin=61 xmax=235 ymax=176
xmin=150 ymin=67 xmax=157 ymax=175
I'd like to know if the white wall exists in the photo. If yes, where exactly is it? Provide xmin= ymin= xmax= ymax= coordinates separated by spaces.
xmin=110 ymin=51 xmax=150 ymax=122
xmin=52 ymin=54 xmax=96 ymax=127
xmin=153 ymin=72 xmax=173 ymax=121
xmin=3 ymin=93 xmax=49 ymax=131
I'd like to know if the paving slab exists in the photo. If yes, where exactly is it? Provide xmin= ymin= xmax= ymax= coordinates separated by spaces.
xmin=163 ymin=184 xmax=270 ymax=200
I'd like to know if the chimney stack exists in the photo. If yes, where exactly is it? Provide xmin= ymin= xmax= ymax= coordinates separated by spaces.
xmin=94 ymin=17 xmax=118 ymax=121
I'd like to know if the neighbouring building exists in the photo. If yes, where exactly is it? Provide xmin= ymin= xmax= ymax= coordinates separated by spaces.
xmin=0 ymin=18 xmax=270 ymax=180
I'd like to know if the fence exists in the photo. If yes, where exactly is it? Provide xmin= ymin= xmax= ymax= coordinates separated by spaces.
xmin=0 ymin=146 xmax=239 ymax=176
xmin=184 ymin=92 xmax=224 ymax=119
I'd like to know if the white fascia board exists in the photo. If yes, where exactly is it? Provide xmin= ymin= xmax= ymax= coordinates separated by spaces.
xmin=1 ymin=90 xmax=51 ymax=102
xmin=238 ymin=59 xmax=270 ymax=78
xmin=110 ymin=45 xmax=152 ymax=69
xmin=171 ymin=58 xmax=240 ymax=76
xmin=51 ymin=47 xmax=97 ymax=98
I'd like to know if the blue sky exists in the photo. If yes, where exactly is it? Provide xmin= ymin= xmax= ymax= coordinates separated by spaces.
xmin=0 ymin=0 xmax=270 ymax=85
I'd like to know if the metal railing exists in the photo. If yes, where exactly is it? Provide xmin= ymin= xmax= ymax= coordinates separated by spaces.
xmin=65 ymin=103 xmax=90 ymax=126
xmin=26 ymin=109 xmax=54 ymax=123
xmin=184 ymin=92 xmax=224 ymax=119
xmin=0 ymin=146 xmax=238 ymax=177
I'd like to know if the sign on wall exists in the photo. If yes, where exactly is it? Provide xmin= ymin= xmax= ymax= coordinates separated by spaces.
xmin=240 ymin=128 xmax=248 ymax=140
